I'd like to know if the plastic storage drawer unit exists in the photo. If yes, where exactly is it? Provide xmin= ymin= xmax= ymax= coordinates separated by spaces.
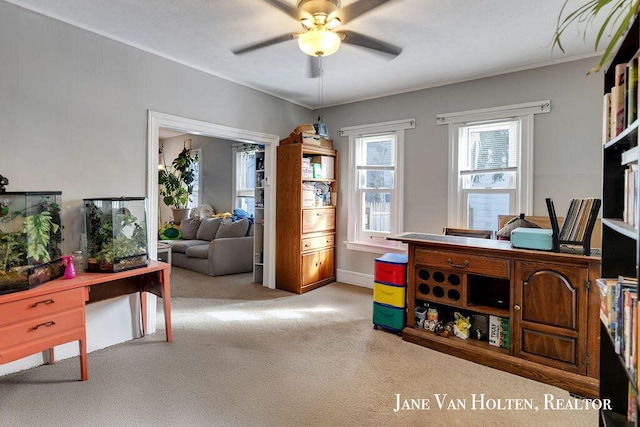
xmin=373 ymin=282 xmax=406 ymax=308
xmin=374 ymin=253 xmax=408 ymax=286
xmin=372 ymin=302 xmax=405 ymax=334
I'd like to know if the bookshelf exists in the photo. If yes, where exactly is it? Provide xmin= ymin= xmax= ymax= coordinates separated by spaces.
xmin=254 ymin=149 xmax=265 ymax=283
xmin=600 ymin=12 xmax=640 ymax=426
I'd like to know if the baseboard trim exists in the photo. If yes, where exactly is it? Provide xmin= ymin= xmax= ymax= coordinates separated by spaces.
xmin=336 ymin=269 xmax=374 ymax=289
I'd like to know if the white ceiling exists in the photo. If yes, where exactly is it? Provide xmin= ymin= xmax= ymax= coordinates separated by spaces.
xmin=5 ymin=0 xmax=612 ymax=108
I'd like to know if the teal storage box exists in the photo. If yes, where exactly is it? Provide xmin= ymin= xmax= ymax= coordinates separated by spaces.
xmin=510 ymin=227 xmax=553 ymax=251
xmin=373 ymin=302 xmax=405 ymax=332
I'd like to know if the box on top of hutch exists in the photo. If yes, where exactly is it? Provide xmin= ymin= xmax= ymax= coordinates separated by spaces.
xmin=83 ymin=197 xmax=148 ymax=273
xmin=0 ymin=191 xmax=64 ymax=295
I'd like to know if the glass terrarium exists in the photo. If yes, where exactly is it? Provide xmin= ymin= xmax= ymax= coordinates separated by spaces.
xmin=0 ymin=192 xmax=64 ymax=294
xmin=83 ymin=197 xmax=148 ymax=273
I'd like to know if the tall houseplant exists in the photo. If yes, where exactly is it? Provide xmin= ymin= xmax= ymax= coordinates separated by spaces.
xmin=553 ymin=0 xmax=640 ymax=73
xmin=158 ymin=146 xmax=198 ymax=224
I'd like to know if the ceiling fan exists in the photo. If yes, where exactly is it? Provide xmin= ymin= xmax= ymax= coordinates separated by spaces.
xmin=232 ymin=0 xmax=402 ymax=65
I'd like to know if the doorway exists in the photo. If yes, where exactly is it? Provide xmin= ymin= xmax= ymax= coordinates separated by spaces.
xmin=147 ymin=111 xmax=278 ymax=289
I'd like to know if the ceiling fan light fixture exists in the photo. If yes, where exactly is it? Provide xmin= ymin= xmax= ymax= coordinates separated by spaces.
xmin=298 ymin=29 xmax=341 ymax=57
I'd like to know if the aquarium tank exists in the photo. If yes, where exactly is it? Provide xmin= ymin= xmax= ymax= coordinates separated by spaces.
xmin=83 ymin=197 xmax=148 ymax=273
xmin=0 ymin=192 xmax=64 ymax=295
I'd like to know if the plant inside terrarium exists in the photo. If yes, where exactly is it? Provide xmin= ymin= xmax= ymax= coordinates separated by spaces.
xmin=85 ymin=202 xmax=147 ymax=269
xmin=0 ymin=196 xmax=62 ymax=285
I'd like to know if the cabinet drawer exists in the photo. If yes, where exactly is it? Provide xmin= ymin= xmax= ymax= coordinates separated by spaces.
xmin=373 ymin=282 xmax=406 ymax=308
xmin=415 ymin=249 xmax=510 ymax=278
xmin=0 ymin=307 xmax=85 ymax=348
xmin=0 ymin=288 xmax=86 ymax=327
xmin=372 ymin=302 xmax=405 ymax=331
xmin=302 ymin=234 xmax=335 ymax=252
xmin=302 ymin=208 xmax=335 ymax=234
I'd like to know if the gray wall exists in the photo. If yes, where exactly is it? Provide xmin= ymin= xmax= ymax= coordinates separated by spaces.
xmin=321 ymin=58 xmax=604 ymax=277
xmin=0 ymin=1 xmax=312 ymax=251
xmin=0 ymin=0 xmax=311 ymax=375
xmin=159 ymin=135 xmax=234 ymax=224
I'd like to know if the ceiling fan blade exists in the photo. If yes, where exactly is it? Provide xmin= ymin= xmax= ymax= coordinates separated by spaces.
xmin=338 ymin=0 xmax=393 ymax=23
xmin=232 ymin=34 xmax=296 ymax=55
xmin=339 ymin=30 xmax=402 ymax=58
xmin=309 ymin=56 xmax=321 ymax=78
xmin=262 ymin=0 xmax=301 ymax=20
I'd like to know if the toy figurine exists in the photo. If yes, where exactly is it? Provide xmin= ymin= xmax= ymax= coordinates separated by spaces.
xmin=453 ymin=312 xmax=471 ymax=340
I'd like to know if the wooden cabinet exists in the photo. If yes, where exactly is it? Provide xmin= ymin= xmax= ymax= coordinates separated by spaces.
xmin=599 ymin=13 xmax=640 ymax=426
xmin=392 ymin=233 xmax=601 ymax=397
xmin=0 ymin=286 xmax=88 ymax=380
xmin=514 ymin=262 xmax=589 ymax=374
xmin=276 ymin=141 xmax=337 ymax=294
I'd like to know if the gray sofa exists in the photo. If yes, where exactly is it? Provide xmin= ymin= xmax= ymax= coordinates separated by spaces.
xmin=164 ymin=216 xmax=254 ymax=276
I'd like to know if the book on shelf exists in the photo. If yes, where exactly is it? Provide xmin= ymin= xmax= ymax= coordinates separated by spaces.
xmin=603 ymin=92 xmax=612 ymax=143
xmin=597 ymin=278 xmax=618 ymax=329
xmin=629 ymin=55 xmax=639 ymax=126
xmin=624 ymin=163 xmax=639 ymax=229
xmin=614 ymin=62 xmax=628 ymax=136
xmin=629 ymin=382 xmax=638 ymax=423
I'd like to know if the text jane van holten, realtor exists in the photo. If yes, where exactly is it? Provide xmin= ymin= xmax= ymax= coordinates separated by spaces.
xmin=393 ymin=393 xmax=612 ymax=412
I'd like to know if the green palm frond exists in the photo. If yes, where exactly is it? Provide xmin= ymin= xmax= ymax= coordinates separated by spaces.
xmin=552 ymin=0 xmax=640 ymax=73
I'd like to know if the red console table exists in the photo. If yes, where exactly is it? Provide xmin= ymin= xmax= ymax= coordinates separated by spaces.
xmin=0 ymin=260 xmax=171 ymax=381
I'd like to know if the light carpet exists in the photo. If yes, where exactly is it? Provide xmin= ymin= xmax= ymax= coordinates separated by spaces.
xmin=0 ymin=267 xmax=599 ymax=426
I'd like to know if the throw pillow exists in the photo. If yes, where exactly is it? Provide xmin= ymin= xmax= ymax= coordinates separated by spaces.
xmin=496 ymin=214 xmax=541 ymax=240
xmin=196 ymin=217 xmax=223 ymax=241
xmin=179 ymin=217 xmax=201 ymax=240
xmin=215 ymin=218 xmax=250 ymax=239
xmin=159 ymin=223 xmax=181 ymax=240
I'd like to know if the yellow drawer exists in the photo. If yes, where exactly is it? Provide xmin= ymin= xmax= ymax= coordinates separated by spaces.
xmin=373 ymin=282 xmax=406 ymax=308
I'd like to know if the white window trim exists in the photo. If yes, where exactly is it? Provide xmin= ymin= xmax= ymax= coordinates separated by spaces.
xmin=187 ymin=148 xmax=202 ymax=209
xmin=340 ymin=118 xmax=415 ymax=254
xmin=438 ymin=101 xmax=550 ymax=228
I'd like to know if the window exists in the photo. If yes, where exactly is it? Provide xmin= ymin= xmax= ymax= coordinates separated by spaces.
xmin=234 ymin=150 xmax=256 ymax=215
xmin=341 ymin=119 xmax=415 ymax=253
xmin=438 ymin=101 xmax=550 ymax=229
xmin=186 ymin=148 xmax=202 ymax=209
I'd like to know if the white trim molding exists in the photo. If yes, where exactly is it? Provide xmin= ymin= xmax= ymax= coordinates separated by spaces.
xmin=340 ymin=118 xmax=416 ymax=136
xmin=436 ymin=100 xmax=551 ymax=125
xmin=336 ymin=269 xmax=374 ymax=289
xmin=148 ymin=111 xmax=279 ymax=289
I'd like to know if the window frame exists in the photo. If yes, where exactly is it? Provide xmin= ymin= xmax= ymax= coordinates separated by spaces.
xmin=438 ymin=100 xmax=550 ymax=229
xmin=340 ymin=118 xmax=415 ymax=254
xmin=186 ymin=148 xmax=202 ymax=209
xmin=232 ymin=148 xmax=256 ymax=214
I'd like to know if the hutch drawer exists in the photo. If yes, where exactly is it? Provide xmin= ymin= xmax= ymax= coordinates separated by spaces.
xmin=302 ymin=233 xmax=335 ymax=252
xmin=415 ymin=248 xmax=510 ymax=279
xmin=302 ymin=208 xmax=335 ymax=234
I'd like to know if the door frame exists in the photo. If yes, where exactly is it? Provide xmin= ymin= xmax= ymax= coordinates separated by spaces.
xmin=147 ymin=110 xmax=278 ymax=289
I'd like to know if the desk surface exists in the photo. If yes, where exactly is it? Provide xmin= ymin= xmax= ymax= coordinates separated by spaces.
xmin=0 ymin=260 xmax=170 ymax=304
xmin=389 ymin=232 xmax=601 ymax=263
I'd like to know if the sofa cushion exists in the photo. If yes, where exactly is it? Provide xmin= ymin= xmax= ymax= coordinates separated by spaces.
xmin=185 ymin=244 xmax=209 ymax=259
xmin=168 ymin=240 xmax=207 ymax=254
xmin=180 ymin=217 xmax=201 ymax=240
xmin=216 ymin=218 xmax=250 ymax=239
xmin=196 ymin=217 xmax=223 ymax=241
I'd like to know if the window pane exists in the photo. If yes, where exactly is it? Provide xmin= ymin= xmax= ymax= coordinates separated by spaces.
xmin=237 ymin=196 xmax=255 ymax=216
xmin=462 ymin=171 xmax=516 ymax=189
xmin=362 ymin=192 xmax=391 ymax=232
xmin=364 ymin=138 xmax=394 ymax=166
xmin=467 ymin=193 xmax=510 ymax=230
xmin=243 ymin=152 xmax=256 ymax=191
xmin=462 ymin=122 xmax=517 ymax=172
xmin=358 ymin=169 xmax=395 ymax=189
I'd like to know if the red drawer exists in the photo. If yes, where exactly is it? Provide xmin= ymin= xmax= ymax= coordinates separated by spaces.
xmin=374 ymin=253 xmax=408 ymax=286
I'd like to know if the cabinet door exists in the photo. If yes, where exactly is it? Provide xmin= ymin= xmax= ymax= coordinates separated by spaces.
xmin=302 ymin=248 xmax=335 ymax=288
xmin=513 ymin=261 xmax=589 ymax=374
